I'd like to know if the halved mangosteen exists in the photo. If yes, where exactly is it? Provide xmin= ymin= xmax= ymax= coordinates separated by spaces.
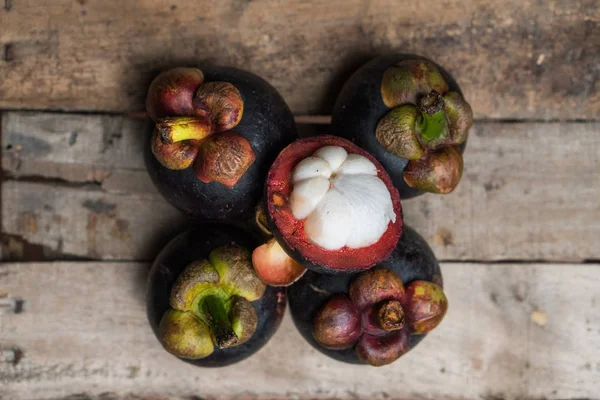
xmin=144 ymin=66 xmax=297 ymax=221
xmin=259 ymin=135 xmax=403 ymax=275
xmin=288 ymin=226 xmax=447 ymax=367
xmin=330 ymin=55 xmax=472 ymax=198
xmin=147 ymin=224 xmax=286 ymax=367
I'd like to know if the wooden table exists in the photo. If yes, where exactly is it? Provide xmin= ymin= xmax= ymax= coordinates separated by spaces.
xmin=1 ymin=1 xmax=599 ymax=399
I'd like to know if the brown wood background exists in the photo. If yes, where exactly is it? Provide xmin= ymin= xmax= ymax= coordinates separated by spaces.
xmin=1 ymin=1 xmax=599 ymax=399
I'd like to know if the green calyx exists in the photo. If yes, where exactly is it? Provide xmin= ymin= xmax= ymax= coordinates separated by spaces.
xmin=443 ymin=91 xmax=473 ymax=145
xmin=376 ymin=60 xmax=472 ymax=194
xmin=158 ymin=244 xmax=265 ymax=359
xmin=377 ymin=89 xmax=467 ymax=159
xmin=381 ymin=59 xmax=449 ymax=108
xmin=415 ymin=90 xmax=447 ymax=145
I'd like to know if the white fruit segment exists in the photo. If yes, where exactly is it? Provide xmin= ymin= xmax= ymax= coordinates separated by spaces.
xmin=289 ymin=146 xmax=396 ymax=250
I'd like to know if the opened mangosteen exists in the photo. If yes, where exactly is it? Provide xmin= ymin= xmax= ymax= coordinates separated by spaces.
xmin=147 ymin=224 xmax=286 ymax=367
xmin=252 ymin=135 xmax=403 ymax=279
xmin=144 ymin=67 xmax=297 ymax=220
xmin=288 ymin=226 xmax=447 ymax=367
xmin=331 ymin=55 xmax=472 ymax=198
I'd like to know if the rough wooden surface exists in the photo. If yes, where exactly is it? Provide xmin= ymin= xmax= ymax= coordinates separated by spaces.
xmin=0 ymin=0 xmax=599 ymax=119
xmin=2 ymin=112 xmax=599 ymax=262
xmin=1 ymin=262 xmax=599 ymax=400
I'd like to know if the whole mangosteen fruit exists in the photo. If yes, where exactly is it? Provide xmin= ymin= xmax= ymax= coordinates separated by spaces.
xmin=331 ymin=55 xmax=472 ymax=198
xmin=144 ymin=67 xmax=297 ymax=221
xmin=287 ymin=226 xmax=447 ymax=367
xmin=147 ymin=224 xmax=286 ymax=367
xmin=252 ymin=135 xmax=403 ymax=279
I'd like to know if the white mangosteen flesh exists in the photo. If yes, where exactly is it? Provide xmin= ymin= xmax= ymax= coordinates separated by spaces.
xmin=289 ymin=146 xmax=396 ymax=250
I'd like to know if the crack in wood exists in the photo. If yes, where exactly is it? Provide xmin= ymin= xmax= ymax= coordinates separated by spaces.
xmin=1 ymin=171 xmax=105 ymax=191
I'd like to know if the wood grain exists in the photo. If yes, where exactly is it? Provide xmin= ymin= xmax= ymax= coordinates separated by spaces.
xmin=1 ymin=262 xmax=599 ymax=400
xmin=0 ymin=0 xmax=598 ymax=119
xmin=3 ymin=112 xmax=599 ymax=262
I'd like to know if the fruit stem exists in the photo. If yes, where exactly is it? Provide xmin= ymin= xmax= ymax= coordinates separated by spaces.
xmin=254 ymin=202 xmax=272 ymax=237
xmin=376 ymin=300 xmax=405 ymax=331
xmin=416 ymin=90 xmax=446 ymax=143
xmin=156 ymin=116 xmax=212 ymax=144
xmin=201 ymin=295 xmax=238 ymax=348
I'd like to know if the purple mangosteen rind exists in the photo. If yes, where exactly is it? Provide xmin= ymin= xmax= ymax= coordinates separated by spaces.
xmin=144 ymin=66 xmax=298 ymax=222
xmin=147 ymin=224 xmax=286 ymax=368
xmin=330 ymin=54 xmax=470 ymax=199
xmin=287 ymin=226 xmax=444 ymax=365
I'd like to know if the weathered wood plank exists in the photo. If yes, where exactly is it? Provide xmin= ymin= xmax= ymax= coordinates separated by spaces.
xmin=2 ymin=112 xmax=153 ymax=192
xmin=3 ymin=112 xmax=599 ymax=262
xmin=0 ymin=0 xmax=598 ymax=119
xmin=1 ymin=262 xmax=599 ymax=400
xmin=0 ymin=181 xmax=190 ymax=261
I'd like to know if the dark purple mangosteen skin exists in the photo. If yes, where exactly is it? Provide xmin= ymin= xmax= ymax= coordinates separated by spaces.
xmin=287 ymin=226 xmax=442 ymax=365
xmin=147 ymin=224 xmax=286 ymax=368
xmin=144 ymin=66 xmax=298 ymax=221
xmin=330 ymin=54 xmax=467 ymax=199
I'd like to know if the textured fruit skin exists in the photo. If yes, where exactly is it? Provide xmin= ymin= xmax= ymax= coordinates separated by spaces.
xmin=265 ymin=135 xmax=403 ymax=275
xmin=144 ymin=66 xmax=297 ymax=221
xmin=147 ymin=224 xmax=286 ymax=367
xmin=330 ymin=54 xmax=467 ymax=199
xmin=287 ymin=226 xmax=442 ymax=365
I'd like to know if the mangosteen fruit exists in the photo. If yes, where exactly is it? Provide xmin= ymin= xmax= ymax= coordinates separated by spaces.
xmin=147 ymin=224 xmax=286 ymax=367
xmin=253 ymin=135 xmax=403 ymax=277
xmin=288 ymin=226 xmax=447 ymax=367
xmin=144 ymin=66 xmax=297 ymax=221
xmin=331 ymin=55 xmax=472 ymax=198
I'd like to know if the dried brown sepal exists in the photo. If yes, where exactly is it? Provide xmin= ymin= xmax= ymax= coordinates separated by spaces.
xmin=209 ymin=244 xmax=266 ymax=302
xmin=194 ymin=82 xmax=244 ymax=132
xmin=146 ymin=68 xmax=204 ymax=121
xmin=230 ymin=296 xmax=258 ymax=345
xmin=158 ymin=309 xmax=214 ymax=359
xmin=312 ymin=295 xmax=362 ymax=350
xmin=169 ymin=260 xmax=220 ymax=311
xmin=349 ymin=269 xmax=405 ymax=311
xmin=355 ymin=330 xmax=409 ymax=367
xmin=417 ymin=90 xmax=445 ymax=115
xmin=194 ymin=132 xmax=256 ymax=188
xmin=444 ymin=91 xmax=473 ymax=145
xmin=403 ymin=145 xmax=463 ymax=194
xmin=375 ymin=105 xmax=424 ymax=160
xmin=151 ymin=129 xmax=199 ymax=170
xmin=252 ymin=237 xmax=306 ymax=287
xmin=377 ymin=300 xmax=405 ymax=331
xmin=403 ymin=280 xmax=448 ymax=334
xmin=381 ymin=60 xmax=449 ymax=109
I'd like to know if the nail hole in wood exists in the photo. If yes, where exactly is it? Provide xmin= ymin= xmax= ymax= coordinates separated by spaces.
xmin=4 ymin=43 xmax=15 ymax=62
